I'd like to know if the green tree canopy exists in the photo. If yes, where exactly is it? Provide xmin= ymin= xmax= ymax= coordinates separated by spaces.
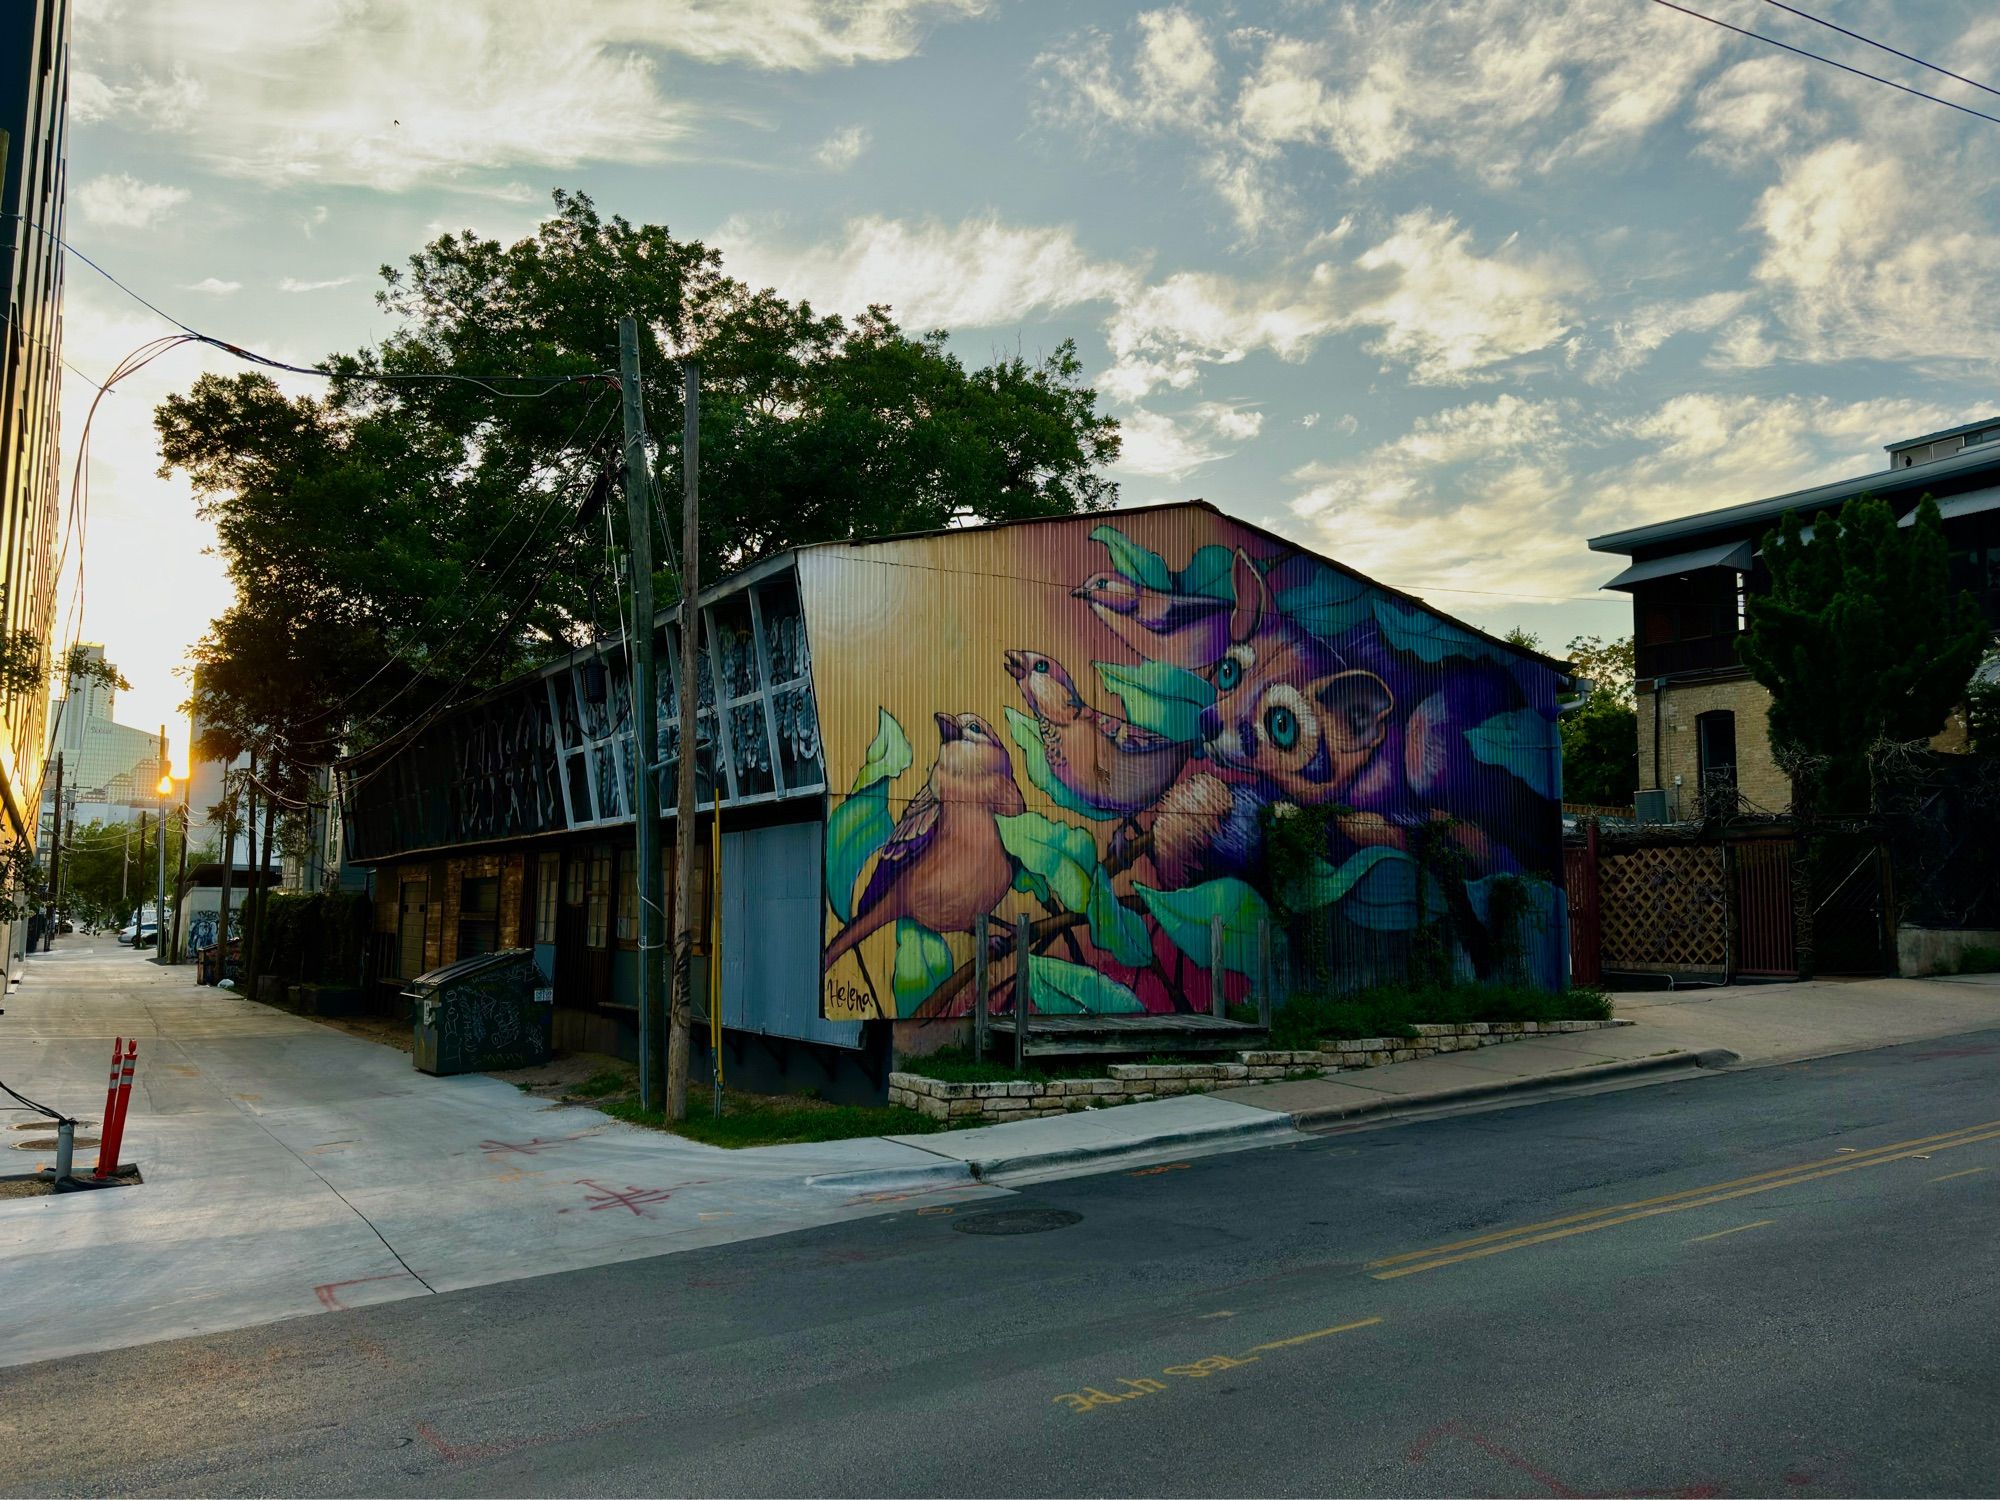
xmin=160 ymin=190 xmax=1122 ymax=769
xmin=1739 ymin=496 xmax=1988 ymax=813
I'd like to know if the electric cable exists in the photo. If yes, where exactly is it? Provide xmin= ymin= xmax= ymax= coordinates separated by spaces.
xmin=1648 ymin=1 xmax=2000 ymax=128
xmin=1759 ymin=0 xmax=2000 ymax=101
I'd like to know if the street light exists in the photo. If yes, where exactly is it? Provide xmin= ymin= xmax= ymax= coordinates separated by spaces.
xmin=155 ymin=760 xmax=174 ymax=960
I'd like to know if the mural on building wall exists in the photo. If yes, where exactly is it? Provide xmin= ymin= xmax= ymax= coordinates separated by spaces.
xmin=184 ymin=906 xmax=242 ymax=955
xmin=811 ymin=509 xmax=1566 ymax=1025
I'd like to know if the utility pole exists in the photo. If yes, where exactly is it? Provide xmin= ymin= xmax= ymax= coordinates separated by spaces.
xmin=668 ymin=360 xmax=701 ymax=1121
xmin=156 ymin=727 xmax=169 ymax=959
xmin=121 ymin=818 xmax=130 ymax=907
xmin=46 ymin=752 xmax=62 ymax=927
xmin=133 ymin=811 xmax=145 ymax=927
xmin=618 ymin=315 xmax=668 ymax=1113
xmin=171 ymin=777 xmax=190 ymax=963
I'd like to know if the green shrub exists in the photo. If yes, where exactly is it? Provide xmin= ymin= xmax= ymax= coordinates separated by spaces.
xmin=1952 ymin=945 xmax=2000 ymax=975
xmin=254 ymin=891 xmax=375 ymax=985
xmin=1267 ymin=981 xmax=1612 ymax=1050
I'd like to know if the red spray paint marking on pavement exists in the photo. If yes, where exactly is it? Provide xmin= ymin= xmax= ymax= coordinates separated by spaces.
xmin=561 ymin=1178 xmax=714 ymax=1216
xmin=477 ymin=1134 xmax=590 ymax=1157
xmin=314 ymin=1273 xmax=414 ymax=1310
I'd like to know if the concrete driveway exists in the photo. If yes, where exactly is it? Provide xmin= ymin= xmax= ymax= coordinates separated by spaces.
xmin=0 ymin=945 xmax=993 ymax=1368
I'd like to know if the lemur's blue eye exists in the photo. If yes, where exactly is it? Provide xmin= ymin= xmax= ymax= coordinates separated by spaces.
xmin=1216 ymin=657 xmax=1242 ymax=692
xmin=1265 ymin=705 xmax=1298 ymax=751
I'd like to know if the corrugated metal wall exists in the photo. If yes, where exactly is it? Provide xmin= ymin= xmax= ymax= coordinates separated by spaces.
xmin=722 ymin=820 xmax=860 ymax=1049
xmin=800 ymin=502 xmax=1570 ymax=1038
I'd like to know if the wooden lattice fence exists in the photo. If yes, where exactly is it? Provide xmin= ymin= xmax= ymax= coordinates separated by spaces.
xmin=1597 ymin=844 xmax=1728 ymax=971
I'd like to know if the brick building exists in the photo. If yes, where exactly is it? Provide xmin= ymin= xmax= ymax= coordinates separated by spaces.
xmin=1589 ymin=418 xmax=2000 ymax=822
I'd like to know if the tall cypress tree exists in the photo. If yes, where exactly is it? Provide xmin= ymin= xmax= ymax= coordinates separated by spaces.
xmin=1740 ymin=495 xmax=1987 ymax=813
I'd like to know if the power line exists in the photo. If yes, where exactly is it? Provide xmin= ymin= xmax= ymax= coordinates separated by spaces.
xmin=1760 ymin=0 xmax=2000 ymax=101
xmin=1 ymin=213 xmax=618 ymax=393
xmin=1648 ymin=1 xmax=2000 ymax=128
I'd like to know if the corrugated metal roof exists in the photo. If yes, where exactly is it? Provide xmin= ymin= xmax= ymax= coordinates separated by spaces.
xmin=1885 ymin=417 xmax=2000 ymax=452
xmin=1896 ymin=485 xmax=2000 ymax=526
xmin=1587 ymin=441 xmax=2000 ymax=557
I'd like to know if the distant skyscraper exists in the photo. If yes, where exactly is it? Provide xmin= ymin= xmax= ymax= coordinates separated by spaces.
xmin=0 ymin=0 xmax=69 ymax=871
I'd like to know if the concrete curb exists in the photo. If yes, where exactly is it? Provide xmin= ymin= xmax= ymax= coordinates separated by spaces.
xmin=816 ymin=1047 xmax=1738 ymax=1191
xmin=959 ymin=1111 xmax=1302 ymax=1183
xmin=1285 ymin=1046 xmax=1740 ymax=1131
xmin=802 ymin=1160 xmax=978 ymax=1192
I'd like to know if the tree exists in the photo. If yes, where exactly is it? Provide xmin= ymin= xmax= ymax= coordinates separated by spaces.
xmin=1556 ymin=634 xmax=1637 ymax=806
xmin=1739 ymin=496 xmax=1988 ymax=813
xmin=158 ymin=190 xmax=1122 ymax=791
xmin=58 ymin=818 xmax=186 ymax=928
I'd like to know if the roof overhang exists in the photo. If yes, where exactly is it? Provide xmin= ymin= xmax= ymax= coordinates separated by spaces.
xmin=1896 ymin=485 xmax=2000 ymax=526
xmin=1600 ymin=539 xmax=1753 ymax=592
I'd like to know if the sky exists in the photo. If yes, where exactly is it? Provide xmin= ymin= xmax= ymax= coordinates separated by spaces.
xmin=53 ymin=0 xmax=2000 ymax=767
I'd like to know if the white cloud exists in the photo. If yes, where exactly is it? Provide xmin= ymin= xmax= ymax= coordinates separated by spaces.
xmin=276 ymin=276 xmax=356 ymax=293
xmin=1689 ymin=55 xmax=1821 ymax=171
xmin=1112 ymin=400 xmax=1266 ymax=479
xmin=1580 ymin=290 xmax=1750 ymax=383
xmin=715 ymin=214 xmax=1137 ymax=329
xmin=73 ymin=173 xmax=189 ymax=229
xmin=184 ymin=277 xmax=241 ymax=294
xmin=1750 ymin=138 xmax=2000 ymax=364
xmin=813 ymin=125 xmax=872 ymax=171
xmin=73 ymin=0 xmax=989 ymax=192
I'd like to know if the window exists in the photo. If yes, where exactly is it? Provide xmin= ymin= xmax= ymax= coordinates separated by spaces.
xmin=585 ymin=844 xmax=612 ymax=948
xmin=615 ymin=847 xmax=639 ymax=947
xmin=666 ymin=837 xmax=713 ymax=955
xmin=565 ymin=854 xmax=584 ymax=907
xmin=457 ymin=876 xmax=500 ymax=958
xmin=1695 ymin=711 xmax=1738 ymax=816
xmin=534 ymin=852 xmax=559 ymax=943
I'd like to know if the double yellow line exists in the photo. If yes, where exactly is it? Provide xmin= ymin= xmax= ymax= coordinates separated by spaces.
xmin=1368 ymin=1118 xmax=2000 ymax=1280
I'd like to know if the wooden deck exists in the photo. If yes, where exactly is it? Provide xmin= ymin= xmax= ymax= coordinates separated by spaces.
xmin=984 ymin=1012 xmax=1267 ymax=1059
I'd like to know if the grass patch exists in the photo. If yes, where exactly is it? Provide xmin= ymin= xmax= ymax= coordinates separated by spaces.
xmin=896 ymin=1045 xmax=1112 ymax=1085
xmin=601 ymin=1090 xmax=944 ymax=1148
xmin=1265 ymin=982 xmax=1614 ymax=1051
xmin=1948 ymin=945 xmax=2000 ymax=976
xmin=567 ymin=1067 xmax=635 ymax=1100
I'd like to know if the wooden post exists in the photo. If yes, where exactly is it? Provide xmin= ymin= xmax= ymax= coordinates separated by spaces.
xmin=973 ymin=913 xmax=988 ymax=1064
xmin=1256 ymin=917 xmax=1273 ymax=1029
xmin=1209 ymin=914 xmax=1226 ymax=1018
xmin=1013 ymin=914 xmax=1030 ymax=1073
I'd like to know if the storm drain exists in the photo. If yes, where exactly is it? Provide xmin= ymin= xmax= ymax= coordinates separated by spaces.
xmin=952 ymin=1208 xmax=1082 ymax=1236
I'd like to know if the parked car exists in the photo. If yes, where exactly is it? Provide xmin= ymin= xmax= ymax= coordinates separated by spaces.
xmin=123 ymin=922 xmax=157 ymax=947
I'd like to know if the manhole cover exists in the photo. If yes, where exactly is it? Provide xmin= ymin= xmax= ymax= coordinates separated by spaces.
xmin=951 ymin=1208 xmax=1082 ymax=1236
xmin=14 ymin=1136 xmax=98 ymax=1151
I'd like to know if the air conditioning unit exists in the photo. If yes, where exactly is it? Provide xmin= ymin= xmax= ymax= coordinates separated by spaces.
xmin=1634 ymin=789 xmax=1670 ymax=825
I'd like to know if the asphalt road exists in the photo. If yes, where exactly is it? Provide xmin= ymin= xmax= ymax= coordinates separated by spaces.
xmin=5 ymin=1029 xmax=1998 ymax=1498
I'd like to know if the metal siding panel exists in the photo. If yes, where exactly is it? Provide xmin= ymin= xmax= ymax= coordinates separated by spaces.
xmin=804 ymin=506 xmax=1573 ymax=1036
xmin=725 ymin=819 xmax=860 ymax=1048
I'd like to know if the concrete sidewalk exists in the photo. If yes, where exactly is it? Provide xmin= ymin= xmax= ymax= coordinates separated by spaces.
xmin=4 ymin=945 xmax=1996 ymax=1368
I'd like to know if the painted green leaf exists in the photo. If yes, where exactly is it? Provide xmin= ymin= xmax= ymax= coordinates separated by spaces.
xmin=1176 ymin=544 xmax=1236 ymax=600
xmin=1330 ymin=847 xmax=1437 ymax=933
xmin=995 ymin=810 xmax=1100 ymax=913
xmin=1373 ymin=597 xmax=1512 ymax=666
xmin=1466 ymin=875 xmax=1567 ymax=990
xmin=1135 ymin=877 xmax=1273 ymax=976
xmin=1024 ymin=953 xmax=1147 ymax=1016
xmin=1090 ymin=524 xmax=1173 ymax=592
xmin=1274 ymin=560 xmax=1376 ymax=639
xmin=1464 ymin=708 xmax=1562 ymax=800
xmin=891 ymin=919 xmax=957 ymax=1016
xmin=1093 ymin=659 xmax=1215 ymax=744
xmin=1003 ymin=707 xmax=1119 ymax=822
xmin=824 ymin=781 xmax=892 ymax=923
xmin=850 ymin=707 xmax=912 ymax=793
xmin=1085 ymin=868 xmax=1153 ymax=967
xmin=1278 ymin=844 xmax=1409 ymax=912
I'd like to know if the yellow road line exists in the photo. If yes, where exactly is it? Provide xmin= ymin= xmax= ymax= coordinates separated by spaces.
xmin=1372 ymin=1125 xmax=2000 ymax=1280
xmin=1688 ymin=1218 xmax=1774 ymax=1244
xmin=1932 ymin=1166 xmax=1988 ymax=1183
xmin=1246 ymin=1316 xmax=1382 ymax=1353
xmin=1366 ymin=1118 xmax=2000 ymax=1271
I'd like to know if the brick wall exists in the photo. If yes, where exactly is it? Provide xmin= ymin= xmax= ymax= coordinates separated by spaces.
xmin=1637 ymin=674 xmax=1792 ymax=816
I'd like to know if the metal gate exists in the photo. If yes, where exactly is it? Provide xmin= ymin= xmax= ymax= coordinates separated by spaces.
xmin=1731 ymin=840 xmax=1795 ymax=977
xmin=1812 ymin=839 xmax=1892 ymax=976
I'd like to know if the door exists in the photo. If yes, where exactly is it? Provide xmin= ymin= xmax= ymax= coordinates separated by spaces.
xmin=1695 ymin=711 xmax=1737 ymax=817
xmin=397 ymin=879 xmax=430 ymax=978
xmin=553 ymin=852 xmax=591 ymax=1004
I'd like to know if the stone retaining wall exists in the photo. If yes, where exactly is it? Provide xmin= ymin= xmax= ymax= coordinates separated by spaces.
xmin=888 ymin=1019 xmax=1629 ymax=1123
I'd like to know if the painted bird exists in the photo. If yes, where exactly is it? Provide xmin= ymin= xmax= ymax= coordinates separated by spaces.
xmin=1005 ymin=649 xmax=1190 ymax=818
xmin=1072 ymin=572 xmax=1234 ymax=670
xmin=824 ymin=711 xmax=1025 ymax=972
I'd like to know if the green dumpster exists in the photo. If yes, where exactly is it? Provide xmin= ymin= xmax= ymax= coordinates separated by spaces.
xmin=408 ymin=949 xmax=552 ymax=1076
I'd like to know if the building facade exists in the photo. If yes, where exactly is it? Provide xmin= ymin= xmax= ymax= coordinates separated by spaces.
xmin=0 ymin=0 xmax=68 ymax=890
xmin=341 ymin=503 xmax=1571 ymax=1090
xmin=1589 ymin=419 xmax=2000 ymax=822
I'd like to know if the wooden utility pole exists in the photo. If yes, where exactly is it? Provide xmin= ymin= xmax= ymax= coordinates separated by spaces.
xmin=667 ymin=361 xmax=701 ymax=1121
xmin=618 ymin=316 xmax=668 ymax=1113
